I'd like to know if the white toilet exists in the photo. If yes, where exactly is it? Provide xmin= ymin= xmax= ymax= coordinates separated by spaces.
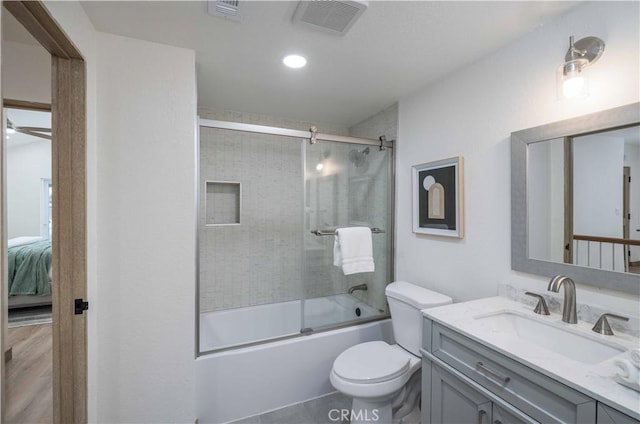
xmin=330 ymin=281 xmax=452 ymax=424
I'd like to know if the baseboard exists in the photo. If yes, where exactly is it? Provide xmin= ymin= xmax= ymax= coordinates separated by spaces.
xmin=5 ymin=347 xmax=13 ymax=362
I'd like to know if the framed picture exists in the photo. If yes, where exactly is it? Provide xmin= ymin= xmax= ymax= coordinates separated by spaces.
xmin=412 ymin=156 xmax=464 ymax=238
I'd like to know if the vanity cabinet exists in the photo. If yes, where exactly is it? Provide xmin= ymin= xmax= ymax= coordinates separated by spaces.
xmin=422 ymin=317 xmax=603 ymax=424
xmin=427 ymin=359 xmax=537 ymax=424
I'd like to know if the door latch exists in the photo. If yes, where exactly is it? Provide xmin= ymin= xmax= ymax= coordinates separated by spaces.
xmin=74 ymin=298 xmax=89 ymax=315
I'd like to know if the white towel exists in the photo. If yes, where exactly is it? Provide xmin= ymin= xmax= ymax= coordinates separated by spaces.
xmin=333 ymin=227 xmax=375 ymax=275
xmin=614 ymin=358 xmax=640 ymax=392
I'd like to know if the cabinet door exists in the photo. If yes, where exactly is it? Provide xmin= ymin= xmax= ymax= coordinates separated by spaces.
xmin=431 ymin=362 xmax=493 ymax=424
xmin=493 ymin=404 xmax=539 ymax=424
xmin=597 ymin=404 xmax=640 ymax=424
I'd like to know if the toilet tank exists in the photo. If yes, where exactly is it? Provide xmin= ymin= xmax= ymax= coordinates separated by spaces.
xmin=385 ymin=281 xmax=452 ymax=356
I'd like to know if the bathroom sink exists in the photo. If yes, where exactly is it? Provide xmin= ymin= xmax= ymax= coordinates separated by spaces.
xmin=474 ymin=311 xmax=626 ymax=364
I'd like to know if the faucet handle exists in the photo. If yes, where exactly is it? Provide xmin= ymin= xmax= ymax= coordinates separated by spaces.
xmin=524 ymin=292 xmax=550 ymax=315
xmin=592 ymin=313 xmax=629 ymax=335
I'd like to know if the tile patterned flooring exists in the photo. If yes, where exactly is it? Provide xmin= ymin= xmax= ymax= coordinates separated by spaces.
xmin=229 ymin=391 xmax=421 ymax=424
xmin=230 ymin=392 xmax=352 ymax=424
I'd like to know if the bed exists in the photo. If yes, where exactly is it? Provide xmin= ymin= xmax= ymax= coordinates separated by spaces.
xmin=8 ymin=236 xmax=52 ymax=309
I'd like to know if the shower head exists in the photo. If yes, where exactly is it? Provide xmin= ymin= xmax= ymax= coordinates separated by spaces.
xmin=349 ymin=147 xmax=370 ymax=168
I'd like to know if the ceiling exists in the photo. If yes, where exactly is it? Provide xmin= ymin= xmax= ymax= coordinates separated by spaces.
xmin=2 ymin=9 xmax=40 ymax=46
xmin=80 ymin=2 xmax=575 ymax=127
xmin=5 ymin=108 xmax=51 ymax=148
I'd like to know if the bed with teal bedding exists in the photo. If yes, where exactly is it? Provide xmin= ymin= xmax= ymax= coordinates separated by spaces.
xmin=8 ymin=237 xmax=52 ymax=297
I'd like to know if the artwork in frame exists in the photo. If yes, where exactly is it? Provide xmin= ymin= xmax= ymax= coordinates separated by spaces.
xmin=412 ymin=156 xmax=464 ymax=238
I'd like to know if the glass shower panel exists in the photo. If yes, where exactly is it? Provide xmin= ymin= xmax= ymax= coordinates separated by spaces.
xmin=302 ymin=140 xmax=393 ymax=332
xmin=198 ymin=127 xmax=304 ymax=351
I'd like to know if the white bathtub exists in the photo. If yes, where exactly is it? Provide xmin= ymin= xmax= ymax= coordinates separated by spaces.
xmin=196 ymin=295 xmax=393 ymax=423
xmin=200 ymin=294 xmax=382 ymax=352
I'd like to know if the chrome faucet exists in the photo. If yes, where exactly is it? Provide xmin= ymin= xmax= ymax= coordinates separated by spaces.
xmin=348 ymin=283 xmax=368 ymax=294
xmin=547 ymin=275 xmax=577 ymax=324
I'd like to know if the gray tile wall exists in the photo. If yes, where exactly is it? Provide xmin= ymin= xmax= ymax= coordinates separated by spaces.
xmin=198 ymin=105 xmax=398 ymax=314
xmin=199 ymin=108 xmax=348 ymax=313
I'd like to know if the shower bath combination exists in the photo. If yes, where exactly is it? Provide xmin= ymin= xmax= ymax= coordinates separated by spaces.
xmin=196 ymin=116 xmax=395 ymax=422
xmin=198 ymin=118 xmax=395 ymax=353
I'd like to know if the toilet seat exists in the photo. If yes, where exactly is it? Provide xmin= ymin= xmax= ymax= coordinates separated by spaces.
xmin=333 ymin=341 xmax=411 ymax=384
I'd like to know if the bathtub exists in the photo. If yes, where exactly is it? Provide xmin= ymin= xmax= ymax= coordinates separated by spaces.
xmin=200 ymin=294 xmax=383 ymax=352
xmin=196 ymin=295 xmax=393 ymax=423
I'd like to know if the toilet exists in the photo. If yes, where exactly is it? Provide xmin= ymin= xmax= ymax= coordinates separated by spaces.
xmin=330 ymin=281 xmax=452 ymax=424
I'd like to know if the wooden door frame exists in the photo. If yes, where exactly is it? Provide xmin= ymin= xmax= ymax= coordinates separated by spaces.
xmin=1 ymin=2 xmax=87 ymax=423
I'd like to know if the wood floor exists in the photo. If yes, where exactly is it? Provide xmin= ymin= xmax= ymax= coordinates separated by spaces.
xmin=5 ymin=323 xmax=52 ymax=424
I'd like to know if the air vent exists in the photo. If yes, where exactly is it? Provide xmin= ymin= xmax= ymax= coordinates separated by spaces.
xmin=208 ymin=0 xmax=243 ymax=22
xmin=292 ymin=0 xmax=368 ymax=35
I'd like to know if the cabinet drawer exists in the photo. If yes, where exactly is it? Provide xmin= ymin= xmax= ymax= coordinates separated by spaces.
xmin=432 ymin=322 xmax=596 ymax=424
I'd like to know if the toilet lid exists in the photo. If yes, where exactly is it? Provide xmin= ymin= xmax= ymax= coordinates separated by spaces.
xmin=333 ymin=341 xmax=410 ymax=384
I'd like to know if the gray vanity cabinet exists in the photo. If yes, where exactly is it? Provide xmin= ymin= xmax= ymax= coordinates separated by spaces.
xmin=427 ymin=360 xmax=538 ymax=424
xmin=429 ymin=361 xmax=493 ymax=424
xmin=597 ymin=404 xmax=640 ymax=424
xmin=422 ymin=317 xmax=602 ymax=424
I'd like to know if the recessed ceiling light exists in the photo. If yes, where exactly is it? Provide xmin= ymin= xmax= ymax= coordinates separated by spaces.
xmin=283 ymin=54 xmax=307 ymax=69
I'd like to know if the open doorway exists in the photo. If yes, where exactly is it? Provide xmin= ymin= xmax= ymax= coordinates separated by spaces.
xmin=2 ymin=9 xmax=53 ymax=421
xmin=4 ymin=105 xmax=53 ymax=423
xmin=1 ymin=2 xmax=88 ymax=423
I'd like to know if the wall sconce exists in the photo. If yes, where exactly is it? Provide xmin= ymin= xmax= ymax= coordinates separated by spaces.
xmin=557 ymin=35 xmax=605 ymax=100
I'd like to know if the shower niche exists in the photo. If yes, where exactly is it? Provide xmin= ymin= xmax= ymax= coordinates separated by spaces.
xmin=205 ymin=181 xmax=241 ymax=226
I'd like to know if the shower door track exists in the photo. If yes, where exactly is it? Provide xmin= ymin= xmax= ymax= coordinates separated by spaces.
xmin=199 ymin=118 xmax=395 ymax=148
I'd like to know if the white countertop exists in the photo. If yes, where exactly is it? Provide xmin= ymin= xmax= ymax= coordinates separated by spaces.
xmin=422 ymin=296 xmax=640 ymax=420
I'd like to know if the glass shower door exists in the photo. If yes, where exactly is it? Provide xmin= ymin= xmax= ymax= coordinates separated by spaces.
xmin=301 ymin=139 xmax=393 ymax=332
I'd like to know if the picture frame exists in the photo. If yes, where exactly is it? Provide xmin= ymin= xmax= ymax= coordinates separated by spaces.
xmin=412 ymin=156 xmax=464 ymax=238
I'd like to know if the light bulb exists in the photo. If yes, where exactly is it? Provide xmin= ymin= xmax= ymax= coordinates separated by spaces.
xmin=283 ymin=54 xmax=307 ymax=69
xmin=557 ymin=59 xmax=589 ymax=100
xmin=316 ymin=163 xmax=324 ymax=171
xmin=562 ymin=75 xmax=585 ymax=99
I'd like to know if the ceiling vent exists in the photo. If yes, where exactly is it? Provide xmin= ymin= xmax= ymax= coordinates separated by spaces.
xmin=292 ymin=0 xmax=368 ymax=36
xmin=208 ymin=0 xmax=244 ymax=22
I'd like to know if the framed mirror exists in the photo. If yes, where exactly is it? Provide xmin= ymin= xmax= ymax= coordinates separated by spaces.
xmin=512 ymin=102 xmax=640 ymax=295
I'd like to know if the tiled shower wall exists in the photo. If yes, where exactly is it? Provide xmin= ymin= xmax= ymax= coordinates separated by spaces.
xmin=199 ymin=107 xmax=348 ymax=312
xmin=198 ymin=106 xmax=398 ymax=313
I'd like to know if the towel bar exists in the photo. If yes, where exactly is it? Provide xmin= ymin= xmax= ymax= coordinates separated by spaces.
xmin=311 ymin=227 xmax=385 ymax=236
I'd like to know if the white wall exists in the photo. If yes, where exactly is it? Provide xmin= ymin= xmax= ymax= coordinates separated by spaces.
xmin=397 ymin=1 xmax=640 ymax=314
xmin=6 ymin=140 xmax=51 ymax=238
xmin=574 ymin=135 xmax=624 ymax=239
xmin=1 ymin=40 xmax=50 ymax=103
xmin=94 ymin=32 xmax=197 ymax=422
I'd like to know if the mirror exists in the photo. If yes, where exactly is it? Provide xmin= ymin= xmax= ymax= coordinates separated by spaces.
xmin=512 ymin=102 xmax=640 ymax=295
